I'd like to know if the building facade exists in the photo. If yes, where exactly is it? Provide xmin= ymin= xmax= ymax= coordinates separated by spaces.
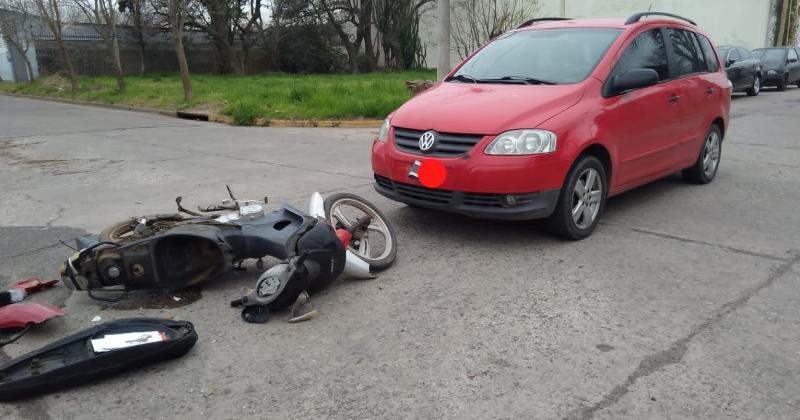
xmin=422 ymin=0 xmax=776 ymax=72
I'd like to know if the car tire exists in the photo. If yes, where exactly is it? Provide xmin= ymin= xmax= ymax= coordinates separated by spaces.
xmin=777 ymin=76 xmax=787 ymax=91
xmin=546 ymin=155 xmax=607 ymax=240
xmin=746 ymin=75 xmax=760 ymax=96
xmin=683 ymin=124 xmax=722 ymax=184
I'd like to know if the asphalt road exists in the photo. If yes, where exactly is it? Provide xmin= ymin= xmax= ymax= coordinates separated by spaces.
xmin=1 ymin=87 xmax=799 ymax=420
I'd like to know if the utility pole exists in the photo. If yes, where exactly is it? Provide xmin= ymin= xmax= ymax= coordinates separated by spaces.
xmin=437 ymin=0 xmax=450 ymax=80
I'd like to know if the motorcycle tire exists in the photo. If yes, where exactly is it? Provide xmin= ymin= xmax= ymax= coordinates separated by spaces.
xmin=99 ymin=214 xmax=185 ymax=243
xmin=323 ymin=193 xmax=397 ymax=271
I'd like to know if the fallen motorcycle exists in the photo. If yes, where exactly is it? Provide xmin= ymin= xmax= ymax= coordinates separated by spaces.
xmin=60 ymin=187 xmax=397 ymax=322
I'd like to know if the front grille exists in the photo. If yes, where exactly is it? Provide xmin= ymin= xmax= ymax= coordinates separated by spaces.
xmin=393 ymin=127 xmax=484 ymax=157
xmin=375 ymin=175 xmax=539 ymax=209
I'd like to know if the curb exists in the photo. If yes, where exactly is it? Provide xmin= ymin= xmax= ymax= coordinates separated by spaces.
xmin=0 ymin=92 xmax=383 ymax=129
xmin=0 ymin=92 xmax=177 ymax=117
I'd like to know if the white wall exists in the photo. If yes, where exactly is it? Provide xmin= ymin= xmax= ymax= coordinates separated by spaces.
xmin=0 ymin=37 xmax=14 ymax=82
xmin=424 ymin=0 xmax=774 ymax=73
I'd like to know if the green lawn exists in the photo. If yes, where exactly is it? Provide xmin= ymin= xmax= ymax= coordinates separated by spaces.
xmin=0 ymin=71 xmax=435 ymax=125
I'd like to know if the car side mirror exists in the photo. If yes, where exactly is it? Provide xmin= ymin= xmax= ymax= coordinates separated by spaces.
xmin=789 ymin=58 xmax=799 ymax=63
xmin=726 ymin=59 xmax=737 ymax=67
xmin=611 ymin=68 xmax=660 ymax=95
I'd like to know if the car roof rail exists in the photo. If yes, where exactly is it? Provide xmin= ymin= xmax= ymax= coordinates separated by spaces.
xmin=625 ymin=12 xmax=696 ymax=26
xmin=516 ymin=17 xmax=571 ymax=29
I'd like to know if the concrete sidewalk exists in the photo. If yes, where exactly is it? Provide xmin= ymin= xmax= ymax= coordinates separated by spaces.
xmin=1 ymin=89 xmax=799 ymax=419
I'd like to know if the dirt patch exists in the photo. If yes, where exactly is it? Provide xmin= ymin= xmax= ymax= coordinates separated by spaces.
xmin=97 ymin=286 xmax=203 ymax=310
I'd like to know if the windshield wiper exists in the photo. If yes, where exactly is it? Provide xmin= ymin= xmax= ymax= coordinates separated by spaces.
xmin=445 ymin=74 xmax=479 ymax=84
xmin=492 ymin=76 xmax=556 ymax=85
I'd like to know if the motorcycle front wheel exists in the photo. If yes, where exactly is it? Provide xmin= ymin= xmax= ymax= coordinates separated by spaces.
xmin=323 ymin=193 xmax=397 ymax=271
xmin=99 ymin=214 xmax=185 ymax=243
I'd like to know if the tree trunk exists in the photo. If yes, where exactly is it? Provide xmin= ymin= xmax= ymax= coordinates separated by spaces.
xmin=21 ymin=52 xmax=34 ymax=83
xmin=777 ymin=0 xmax=790 ymax=46
xmin=364 ymin=24 xmax=377 ymax=71
xmin=173 ymin=32 xmax=193 ymax=99
xmin=111 ymin=36 xmax=126 ymax=91
xmin=139 ymin=42 xmax=146 ymax=76
xmin=55 ymin=37 xmax=78 ymax=91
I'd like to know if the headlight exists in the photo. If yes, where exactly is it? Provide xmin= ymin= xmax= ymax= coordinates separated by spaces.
xmin=767 ymin=69 xmax=777 ymax=75
xmin=377 ymin=117 xmax=391 ymax=143
xmin=485 ymin=129 xmax=557 ymax=155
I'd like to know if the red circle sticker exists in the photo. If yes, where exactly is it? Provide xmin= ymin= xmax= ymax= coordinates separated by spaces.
xmin=418 ymin=160 xmax=447 ymax=188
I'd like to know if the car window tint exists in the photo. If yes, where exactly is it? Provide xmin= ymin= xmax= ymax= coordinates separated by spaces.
xmin=740 ymin=48 xmax=754 ymax=60
xmin=689 ymin=33 xmax=708 ymax=72
xmin=790 ymin=49 xmax=799 ymax=61
xmin=612 ymin=29 xmax=669 ymax=81
xmin=667 ymin=28 xmax=705 ymax=76
xmin=698 ymin=35 xmax=719 ymax=71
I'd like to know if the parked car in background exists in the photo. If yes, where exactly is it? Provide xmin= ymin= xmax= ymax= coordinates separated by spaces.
xmin=753 ymin=47 xmax=800 ymax=91
xmin=718 ymin=46 xmax=762 ymax=96
xmin=372 ymin=12 xmax=731 ymax=240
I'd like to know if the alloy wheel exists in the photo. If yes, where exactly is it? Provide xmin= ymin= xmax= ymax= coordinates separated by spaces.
xmin=571 ymin=168 xmax=603 ymax=229
xmin=753 ymin=77 xmax=760 ymax=94
xmin=702 ymin=130 xmax=721 ymax=178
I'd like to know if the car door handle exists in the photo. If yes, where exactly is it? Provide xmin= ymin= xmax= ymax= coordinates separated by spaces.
xmin=669 ymin=95 xmax=681 ymax=102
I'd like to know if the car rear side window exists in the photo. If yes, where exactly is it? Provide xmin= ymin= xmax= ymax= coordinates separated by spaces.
xmin=697 ymin=35 xmax=720 ymax=72
xmin=790 ymin=49 xmax=799 ymax=61
xmin=667 ymin=28 xmax=706 ymax=77
xmin=612 ymin=29 xmax=669 ymax=81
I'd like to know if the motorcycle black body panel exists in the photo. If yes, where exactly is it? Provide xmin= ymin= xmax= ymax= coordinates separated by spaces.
xmin=0 ymin=318 xmax=197 ymax=402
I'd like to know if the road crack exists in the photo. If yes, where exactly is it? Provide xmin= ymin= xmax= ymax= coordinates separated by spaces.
xmin=564 ymin=252 xmax=800 ymax=420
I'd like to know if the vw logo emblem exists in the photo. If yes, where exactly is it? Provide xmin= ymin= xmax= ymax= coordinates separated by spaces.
xmin=419 ymin=131 xmax=436 ymax=152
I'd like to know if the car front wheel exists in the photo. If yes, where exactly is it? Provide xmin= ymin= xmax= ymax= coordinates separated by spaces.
xmin=547 ymin=155 xmax=607 ymax=240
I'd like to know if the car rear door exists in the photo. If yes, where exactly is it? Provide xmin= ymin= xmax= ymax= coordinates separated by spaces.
xmin=599 ymin=27 xmax=682 ymax=187
xmin=738 ymin=48 xmax=755 ymax=88
xmin=664 ymin=28 xmax=715 ymax=165
xmin=725 ymin=48 xmax=743 ymax=89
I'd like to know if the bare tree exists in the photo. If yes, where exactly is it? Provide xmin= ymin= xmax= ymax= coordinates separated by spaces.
xmin=319 ymin=0 xmax=373 ymax=73
xmin=233 ymin=0 xmax=264 ymax=73
xmin=0 ymin=0 xmax=36 ymax=82
xmin=151 ymin=0 xmax=192 ymax=100
xmin=75 ymin=0 xmax=125 ymax=91
xmin=186 ymin=0 xmax=240 ymax=74
xmin=33 ymin=0 xmax=78 ymax=91
xmin=373 ymin=0 xmax=433 ymax=69
xmin=119 ymin=0 xmax=152 ymax=75
xmin=451 ymin=0 xmax=538 ymax=60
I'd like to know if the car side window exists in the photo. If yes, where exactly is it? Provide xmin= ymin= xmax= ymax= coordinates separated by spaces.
xmin=729 ymin=49 xmax=741 ymax=63
xmin=740 ymin=49 xmax=754 ymax=61
xmin=697 ymin=35 xmax=719 ymax=72
xmin=789 ymin=49 xmax=799 ymax=62
xmin=667 ymin=28 xmax=706 ymax=77
xmin=611 ymin=29 xmax=669 ymax=82
xmin=688 ymin=33 xmax=708 ymax=72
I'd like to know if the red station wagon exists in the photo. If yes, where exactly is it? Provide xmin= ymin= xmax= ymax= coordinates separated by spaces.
xmin=371 ymin=12 xmax=731 ymax=239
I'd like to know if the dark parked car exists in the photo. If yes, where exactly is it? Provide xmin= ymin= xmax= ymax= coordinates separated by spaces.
xmin=753 ymin=47 xmax=800 ymax=91
xmin=718 ymin=46 xmax=762 ymax=96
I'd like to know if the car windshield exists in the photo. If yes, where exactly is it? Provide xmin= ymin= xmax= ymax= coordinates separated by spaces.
xmin=450 ymin=28 xmax=623 ymax=85
xmin=717 ymin=47 xmax=731 ymax=57
xmin=754 ymin=49 xmax=785 ymax=61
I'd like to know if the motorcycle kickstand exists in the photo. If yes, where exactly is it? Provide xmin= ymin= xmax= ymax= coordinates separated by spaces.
xmin=288 ymin=291 xmax=317 ymax=323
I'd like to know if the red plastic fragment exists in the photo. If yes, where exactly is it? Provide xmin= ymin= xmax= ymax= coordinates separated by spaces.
xmin=10 ymin=277 xmax=60 ymax=293
xmin=0 ymin=303 xmax=65 ymax=329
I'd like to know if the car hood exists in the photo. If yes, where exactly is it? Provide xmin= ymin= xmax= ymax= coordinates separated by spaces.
xmin=390 ymin=82 xmax=585 ymax=135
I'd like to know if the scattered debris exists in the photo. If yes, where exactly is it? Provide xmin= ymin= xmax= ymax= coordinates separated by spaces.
xmin=91 ymin=316 xmax=102 ymax=322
